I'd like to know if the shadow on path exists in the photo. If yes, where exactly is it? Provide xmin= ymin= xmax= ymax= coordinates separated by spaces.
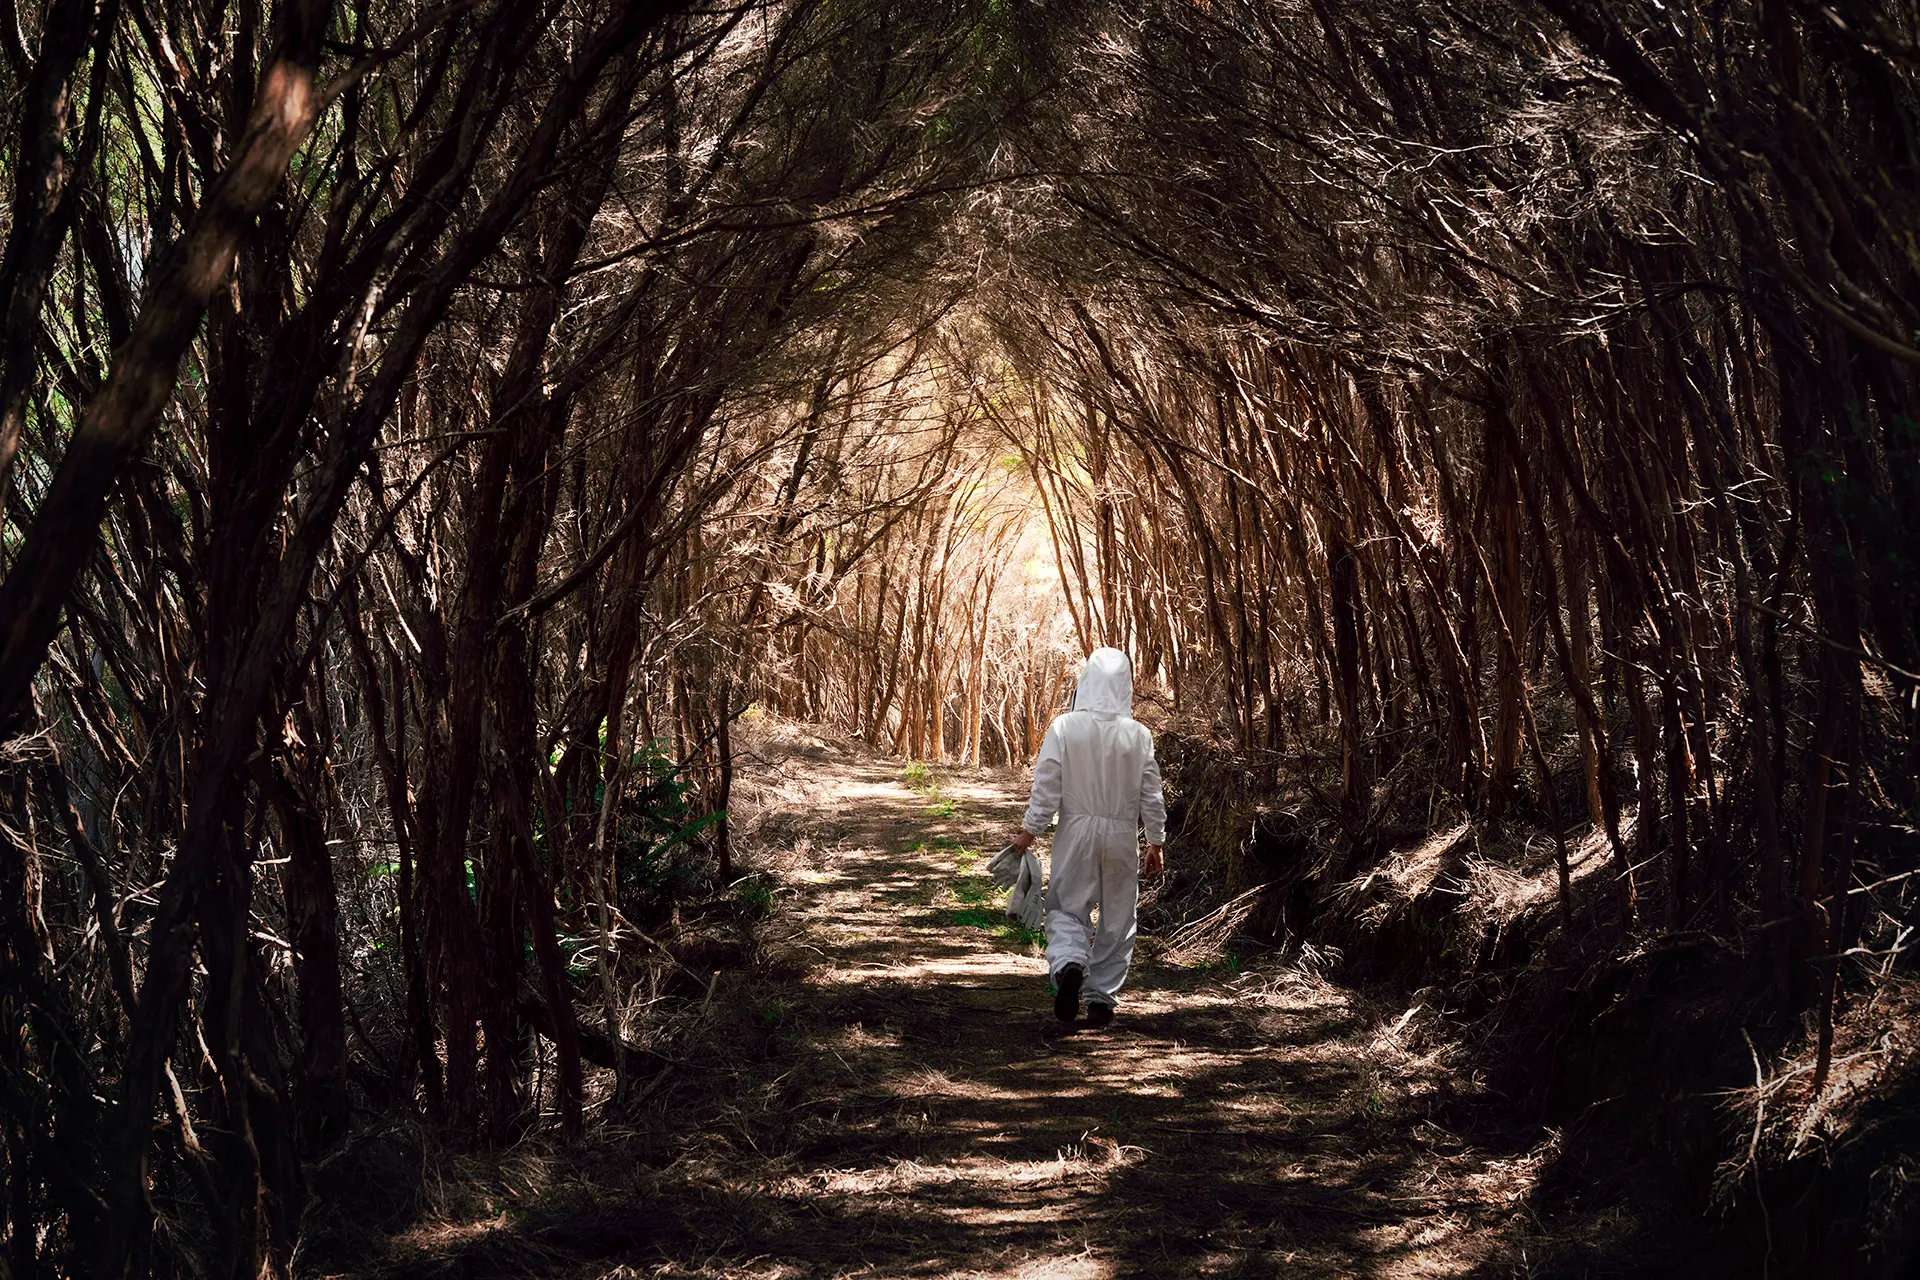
xmin=362 ymin=751 xmax=1555 ymax=1280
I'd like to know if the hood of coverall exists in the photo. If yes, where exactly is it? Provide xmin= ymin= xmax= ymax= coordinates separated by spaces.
xmin=1071 ymin=648 xmax=1134 ymax=718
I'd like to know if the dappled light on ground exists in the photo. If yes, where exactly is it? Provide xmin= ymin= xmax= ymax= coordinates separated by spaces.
xmin=368 ymin=743 xmax=1564 ymax=1279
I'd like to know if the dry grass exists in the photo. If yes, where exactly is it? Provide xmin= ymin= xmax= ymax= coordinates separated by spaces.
xmin=314 ymin=737 xmax=1682 ymax=1279
xmin=1710 ymin=976 xmax=1920 ymax=1198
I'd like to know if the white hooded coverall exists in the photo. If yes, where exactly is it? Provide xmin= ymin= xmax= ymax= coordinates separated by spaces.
xmin=1021 ymin=648 xmax=1168 ymax=1007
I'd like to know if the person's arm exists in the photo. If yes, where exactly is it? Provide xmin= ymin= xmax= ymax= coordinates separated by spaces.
xmin=1140 ymin=738 xmax=1167 ymax=880
xmin=1013 ymin=723 xmax=1063 ymax=850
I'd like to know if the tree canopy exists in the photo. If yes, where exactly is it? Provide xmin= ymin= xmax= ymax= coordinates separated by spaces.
xmin=0 ymin=1 xmax=1914 ymax=1275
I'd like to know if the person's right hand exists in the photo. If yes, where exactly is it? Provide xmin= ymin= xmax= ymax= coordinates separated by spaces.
xmin=1142 ymin=843 xmax=1165 ymax=881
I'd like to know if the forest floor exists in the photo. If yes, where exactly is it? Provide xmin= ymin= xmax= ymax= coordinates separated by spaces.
xmin=347 ymin=730 xmax=1572 ymax=1279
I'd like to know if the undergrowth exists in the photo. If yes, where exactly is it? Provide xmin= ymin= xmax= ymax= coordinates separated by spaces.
xmin=1151 ymin=715 xmax=1920 ymax=1278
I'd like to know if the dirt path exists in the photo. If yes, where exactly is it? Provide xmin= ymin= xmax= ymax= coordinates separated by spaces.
xmin=376 ymin=744 xmax=1554 ymax=1279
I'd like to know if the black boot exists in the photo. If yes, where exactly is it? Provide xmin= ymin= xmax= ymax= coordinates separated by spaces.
xmin=1053 ymin=963 xmax=1084 ymax=1022
xmin=1085 ymin=1001 xmax=1114 ymax=1028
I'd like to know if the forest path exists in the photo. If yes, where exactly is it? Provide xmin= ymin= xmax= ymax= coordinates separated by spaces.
xmin=381 ymin=739 xmax=1549 ymax=1279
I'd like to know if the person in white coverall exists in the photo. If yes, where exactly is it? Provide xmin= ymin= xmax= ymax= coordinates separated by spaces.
xmin=1011 ymin=648 xmax=1167 ymax=1027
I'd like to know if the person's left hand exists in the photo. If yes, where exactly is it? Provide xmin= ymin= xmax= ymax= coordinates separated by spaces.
xmin=1142 ymin=843 xmax=1165 ymax=881
xmin=1012 ymin=830 xmax=1036 ymax=851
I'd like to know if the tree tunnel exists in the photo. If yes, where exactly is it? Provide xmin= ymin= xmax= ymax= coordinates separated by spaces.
xmin=0 ymin=0 xmax=1915 ymax=1275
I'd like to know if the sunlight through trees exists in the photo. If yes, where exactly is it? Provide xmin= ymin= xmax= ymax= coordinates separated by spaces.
xmin=0 ymin=0 xmax=1914 ymax=1274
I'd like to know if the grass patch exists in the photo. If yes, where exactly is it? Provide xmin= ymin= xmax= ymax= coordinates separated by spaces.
xmin=946 ymin=908 xmax=1045 ymax=950
xmin=943 ymin=840 xmax=1042 ymax=951
xmin=901 ymin=762 xmax=963 ymax=818
xmin=951 ymin=874 xmax=999 ymax=904
xmin=1004 ymin=921 xmax=1045 ymax=949
xmin=732 ymin=872 xmax=777 ymax=915
xmin=911 ymin=838 xmax=1042 ymax=952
